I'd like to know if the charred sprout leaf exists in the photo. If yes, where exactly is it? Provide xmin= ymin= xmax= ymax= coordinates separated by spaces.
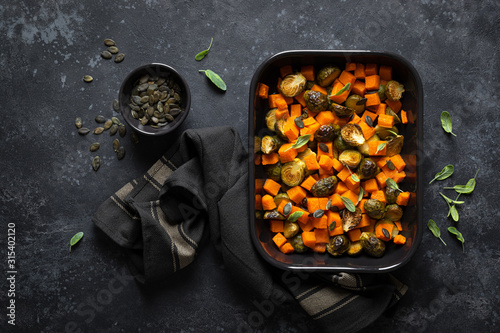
xmin=440 ymin=111 xmax=457 ymax=136
xmin=195 ymin=37 xmax=213 ymax=61
xmin=290 ymin=134 xmax=311 ymax=149
xmin=334 ymin=82 xmax=351 ymax=96
xmin=199 ymin=69 xmax=227 ymax=91
xmin=386 ymin=178 xmax=403 ymax=192
xmin=444 ymin=169 xmax=479 ymax=194
xmin=70 ymin=232 xmax=84 ymax=252
xmin=427 ymin=220 xmax=446 ymax=245
xmin=448 ymin=227 xmax=465 ymax=252
xmin=429 ymin=164 xmax=454 ymax=184
xmin=376 ymin=142 xmax=387 ymax=154
xmin=337 ymin=194 xmax=356 ymax=212
xmin=287 ymin=211 xmax=303 ymax=222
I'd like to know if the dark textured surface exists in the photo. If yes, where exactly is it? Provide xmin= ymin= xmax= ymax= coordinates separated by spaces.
xmin=1 ymin=1 xmax=499 ymax=332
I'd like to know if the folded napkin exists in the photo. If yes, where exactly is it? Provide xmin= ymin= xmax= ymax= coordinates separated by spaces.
xmin=93 ymin=126 xmax=407 ymax=333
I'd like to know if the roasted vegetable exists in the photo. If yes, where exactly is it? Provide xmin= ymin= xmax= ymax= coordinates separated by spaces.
xmin=283 ymin=221 xmax=300 ymax=238
xmin=340 ymin=124 xmax=365 ymax=147
xmin=386 ymin=107 xmax=401 ymax=125
xmin=289 ymin=234 xmax=308 ymax=253
xmin=342 ymin=207 xmax=362 ymax=232
xmin=303 ymin=90 xmax=329 ymax=112
xmin=384 ymin=204 xmax=403 ymax=221
xmin=314 ymin=123 xmax=339 ymax=142
xmin=316 ymin=65 xmax=341 ymax=87
xmin=327 ymin=234 xmax=351 ymax=256
xmin=364 ymin=199 xmax=386 ymax=219
xmin=263 ymin=209 xmax=285 ymax=220
xmin=344 ymin=94 xmax=366 ymax=114
xmin=310 ymin=176 xmax=338 ymax=197
xmin=281 ymin=158 xmax=306 ymax=187
xmin=265 ymin=108 xmax=277 ymax=132
xmin=331 ymin=103 xmax=355 ymax=118
xmin=385 ymin=80 xmax=405 ymax=101
xmin=375 ymin=125 xmax=398 ymax=140
xmin=358 ymin=134 xmax=380 ymax=155
xmin=334 ymin=135 xmax=353 ymax=151
xmin=254 ymin=136 xmax=261 ymax=154
xmin=384 ymin=186 xmax=399 ymax=204
xmin=347 ymin=241 xmax=363 ymax=256
xmin=339 ymin=150 xmax=362 ymax=169
xmin=274 ymin=118 xmax=287 ymax=140
xmin=360 ymin=232 xmax=386 ymax=257
xmin=279 ymin=72 xmax=307 ymax=97
xmin=357 ymin=158 xmax=378 ymax=179
xmin=264 ymin=162 xmax=281 ymax=182
xmin=273 ymin=193 xmax=290 ymax=206
xmin=378 ymin=83 xmax=387 ymax=102
xmin=260 ymin=135 xmax=279 ymax=154
xmin=385 ymin=135 xmax=404 ymax=157
xmin=375 ymin=219 xmax=399 ymax=240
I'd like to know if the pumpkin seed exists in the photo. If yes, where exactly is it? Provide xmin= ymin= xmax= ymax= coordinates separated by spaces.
xmin=104 ymin=38 xmax=116 ymax=46
xmin=294 ymin=117 xmax=305 ymax=128
xmin=112 ymin=117 xmax=121 ymax=125
xmin=328 ymin=221 xmax=336 ymax=231
xmin=93 ymin=127 xmax=104 ymax=134
xmin=326 ymin=199 xmax=332 ymax=211
xmin=113 ymin=99 xmax=120 ymax=112
xmin=386 ymin=160 xmax=396 ymax=171
xmin=117 ymin=146 xmax=125 ymax=160
xmin=114 ymin=53 xmax=125 ymax=63
xmin=103 ymin=119 xmax=113 ymax=130
xmin=119 ymin=125 xmax=126 ymax=137
xmin=283 ymin=202 xmax=292 ymax=216
xmin=113 ymin=139 xmax=120 ymax=152
xmin=130 ymin=132 xmax=139 ymax=144
xmin=365 ymin=115 xmax=374 ymax=128
xmin=382 ymin=228 xmax=391 ymax=239
xmin=313 ymin=209 xmax=324 ymax=218
xmin=108 ymin=46 xmax=119 ymax=54
xmin=169 ymin=108 xmax=181 ymax=116
xmin=109 ymin=124 xmax=118 ymax=136
xmin=78 ymin=127 xmax=90 ymax=135
xmin=83 ymin=75 xmax=93 ymax=82
xmin=75 ymin=117 xmax=83 ymax=129
xmin=101 ymin=50 xmax=112 ymax=59
xmin=90 ymin=142 xmax=100 ymax=152
xmin=92 ymin=156 xmax=101 ymax=171
xmin=95 ymin=115 xmax=106 ymax=123
xmin=165 ymin=114 xmax=174 ymax=122
xmin=139 ymin=75 xmax=149 ymax=84
xmin=318 ymin=142 xmax=329 ymax=153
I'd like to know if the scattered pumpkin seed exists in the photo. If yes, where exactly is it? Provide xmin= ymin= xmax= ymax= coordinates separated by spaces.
xmin=78 ymin=128 xmax=90 ymax=135
xmin=113 ymin=139 xmax=120 ymax=152
xmin=95 ymin=115 xmax=106 ymax=123
xmin=382 ymin=228 xmax=391 ymax=239
xmin=112 ymin=117 xmax=121 ymax=125
xmin=75 ymin=117 xmax=83 ymax=129
xmin=386 ymin=160 xmax=396 ymax=171
xmin=365 ymin=115 xmax=374 ymax=128
xmin=90 ymin=142 xmax=100 ymax=152
xmin=114 ymin=53 xmax=125 ymax=63
xmin=318 ymin=142 xmax=329 ymax=153
xmin=108 ymin=46 xmax=119 ymax=54
xmin=92 ymin=156 xmax=101 ymax=171
xmin=118 ymin=125 xmax=126 ymax=137
xmin=117 ymin=146 xmax=125 ymax=160
xmin=101 ymin=50 xmax=112 ymax=59
xmin=130 ymin=132 xmax=139 ymax=144
xmin=93 ymin=127 xmax=104 ymax=134
xmin=104 ymin=38 xmax=116 ymax=46
xmin=113 ymin=99 xmax=119 ymax=112
xmin=109 ymin=124 xmax=118 ymax=136
xmin=328 ymin=221 xmax=336 ymax=231
xmin=313 ymin=209 xmax=324 ymax=218
xmin=103 ymin=119 xmax=113 ymax=130
xmin=294 ymin=117 xmax=305 ymax=129
xmin=83 ymin=75 xmax=93 ymax=82
xmin=283 ymin=202 xmax=292 ymax=216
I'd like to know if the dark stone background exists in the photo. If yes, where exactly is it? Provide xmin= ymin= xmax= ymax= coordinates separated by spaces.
xmin=1 ymin=1 xmax=499 ymax=332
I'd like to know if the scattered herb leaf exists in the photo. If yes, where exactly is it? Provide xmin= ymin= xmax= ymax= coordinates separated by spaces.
xmin=290 ymin=134 xmax=311 ymax=149
xmin=287 ymin=211 xmax=303 ymax=222
xmin=376 ymin=142 xmax=387 ymax=154
xmin=337 ymin=194 xmax=356 ymax=212
xmin=440 ymin=111 xmax=457 ymax=136
xmin=195 ymin=37 xmax=213 ymax=61
xmin=357 ymin=187 xmax=365 ymax=205
xmin=334 ymin=82 xmax=351 ymax=96
xmin=70 ymin=232 xmax=84 ymax=252
xmin=351 ymin=173 xmax=360 ymax=182
xmin=427 ymin=220 xmax=447 ymax=246
xmin=386 ymin=129 xmax=399 ymax=136
xmin=448 ymin=227 xmax=465 ymax=252
xmin=440 ymin=192 xmax=465 ymax=205
xmin=386 ymin=178 xmax=403 ymax=192
xmin=199 ymin=69 xmax=227 ymax=91
xmin=429 ymin=164 xmax=454 ymax=184
xmin=444 ymin=169 xmax=479 ymax=194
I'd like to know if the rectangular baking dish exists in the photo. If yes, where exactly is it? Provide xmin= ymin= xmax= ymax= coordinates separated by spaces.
xmin=248 ymin=50 xmax=423 ymax=273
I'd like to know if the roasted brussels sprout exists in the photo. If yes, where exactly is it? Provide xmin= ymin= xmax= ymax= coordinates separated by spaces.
xmin=289 ymin=234 xmax=308 ymax=253
xmin=375 ymin=125 xmax=398 ymax=140
xmin=316 ymin=65 xmax=341 ymax=87
xmin=385 ymin=80 xmax=405 ymax=101
xmin=360 ymin=232 xmax=386 ymax=257
xmin=265 ymin=108 xmax=277 ymax=132
xmin=279 ymin=72 xmax=307 ymax=97
xmin=314 ymin=123 xmax=340 ymax=142
xmin=334 ymin=135 xmax=353 ymax=151
xmin=310 ymin=176 xmax=338 ymax=197
xmin=358 ymin=134 xmax=380 ymax=155
xmin=347 ymin=241 xmax=363 ymax=256
xmin=384 ymin=204 xmax=403 ymax=221
xmin=281 ymin=158 xmax=306 ymax=187
xmin=254 ymin=136 xmax=261 ymax=154
xmin=273 ymin=193 xmax=290 ymax=206
xmin=261 ymin=135 xmax=279 ymax=154
xmin=364 ymin=199 xmax=386 ymax=219
xmin=339 ymin=150 xmax=362 ymax=169
xmin=385 ymin=135 xmax=404 ymax=157
xmin=386 ymin=107 xmax=401 ymax=125
xmin=384 ymin=187 xmax=399 ymax=204
xmin=263 ymin=209 xmax=285 ymax=220
xmin=340 ymin=124 xmax=366 ymax=147
xmin=378 ymin=83 xmax=387 ymax=102
xmin=264 ymin=162 xmax=281 ymax=182
xmin=274 ymin=118 xmax=287 ymax=140
xmin=357 ymin=158 xmax=378 ymax=179
xmin=326 ymin=234 xmax=351 ymax=256
xmin=342 ymin=207 xmax=362 ymax=232
xmin=331 ymin=103 xmax=355 ymax=118
xmin=375 ymin=219 xmax=399 ymax=239
xmin=283 ymin=221 xmax=300 ymax=238
xmin=303 ymin=90 xmax=329 ymax=112
xmin=344 ymin=94 xmax=366 ymax=114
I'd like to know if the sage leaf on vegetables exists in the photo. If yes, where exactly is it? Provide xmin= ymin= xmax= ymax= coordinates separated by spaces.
xmin=195 ymin=37 xmax=213 ymax=61
xmin=199 ymin=69 xmax=227 ymax=91
xmin=440 ymin=111 xmax=457 ymax=136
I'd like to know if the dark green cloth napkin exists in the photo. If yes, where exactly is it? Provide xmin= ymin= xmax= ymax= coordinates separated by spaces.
xmin=92 ymin=126 xmax=406 ymax=332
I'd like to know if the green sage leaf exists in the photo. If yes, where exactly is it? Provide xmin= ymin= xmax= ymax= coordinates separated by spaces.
xmin=195 ymin=37 xmax=213 ymax=61
xmin=386 ymin=178 xmax=402 ymax=192
xmin=439 ymin=192 xmax=464 ymax=205
xmin=291 ymin=134 xmax=311 ymax=149
xmin=357 ymin=187 xmax=364 ymax=205
xmin=338 ymin=194 xmax=356 ymax=212
xmin=427 ymin=219 xmax=446 ymax=245
xmin=448 ymin=227 xmax=465 ymax=252
xmin=444 ymin=169 xmax=479 ymax=194
xmin=199 ymin=69 xmax=227 ymax=91
xmin=70 ymin=232 xmax=84 ymax=252
xmin=351 ymin=173 xmax=360 ymax=183
xmin=429 ymin=164 xmax=454 ymax=184
xmin=376 ymin=142 xmax=387 ymax=154
xmin=449 ymin=205 xmax=459 ymax=222
xmin=334 ymin=82 xmax=351 ymax=96
xmin=287 ymin=211 xmax=303 ymax=222
xmin=440 ymin=111 xmax=457 ymax=136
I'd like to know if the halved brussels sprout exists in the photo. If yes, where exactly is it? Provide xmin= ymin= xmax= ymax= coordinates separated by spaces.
xmin=334 ymin=135 xmax=353 ymax=151
xmin=261 ymin=135 xmax=279 ymax=154
xmin=254 ymin=136 xmax=261 ymax=154
xmin=310 ymin=176 xmax=338 ymax=197
xmin=331 ymin=103 xmax=355 ymax=118
xmin=263 ymin=209 xmax=285 ymax=220
xmin=360 ymin=232 xmax=386 ymax=257
xmin=342 ymin=207 xmax=362 ymax=232
xmin=274 ymin=118 xmax=287 ymax=140
xmin=385 ymin=80 xmax=405 ymax=101
xmin=344 ymin=94 xmax=366 ymax=114
xmin=279 ymin=72 xmax=307 ymax=97
xmin=358 ymin=134 xmax=380 ymax=155
xmin=303 ymin=90 xmax=329 ymax=112
xmin=339 ymin=150 xmax=362 ymax=169
xmin=347 ymin=240 xmax=363 ymax=256
xmin=316 ymin=65 xmax=341 ymax=87
xmin=378 ymin=83 xmax=387 ymax=102
xmin=375 ymin=125 xmax=398 ymax=140
xmin=384 ymin=186 xmax=399 ymax=204
xmin=386 ymin=107 xmax=401 ymax=125
xmin=384 ymin=204 xmax=403 ymax=221
xmin=357 ymin=158 xmax=378 ymax=179
xmin=385 ymin=135 xmax=404 ymax=157
xmin=364 ymin=199 xmax=386 ymax=219
xmin=265 ymin=108 xmax=277 ymax=132
xmin=341 ymin=124 xmax=366 ymax=147
xmin=273 ymin=193 xmax=290 ymax=206
xmin=281 ymin=158 xmax=306 ymax=187
xmin=289 ymin=234 xmax=308 ymax=253
xmin=264 ymin=162 xmax=281 ymax=182
xmin=327 ymin=234 xmax=350 ymax=256
xmin=283 ymin=221 xmax=300 ymax=238
xmin=315 ymin=123 xmax=340 ymax=142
